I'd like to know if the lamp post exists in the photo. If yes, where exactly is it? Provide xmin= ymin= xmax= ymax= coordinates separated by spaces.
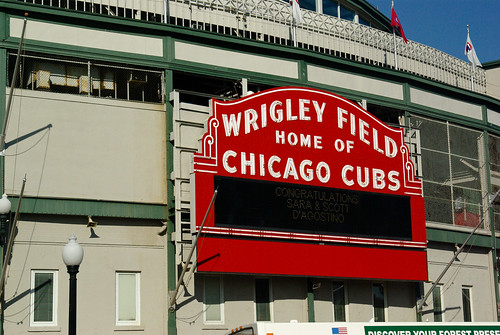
xmin=0 ymin=194 xmax=11 ymax=335
xmin=62 ymin=234 xmax=83 ymax=335
xmin=0 ymin=194 xmax=11 ymax=246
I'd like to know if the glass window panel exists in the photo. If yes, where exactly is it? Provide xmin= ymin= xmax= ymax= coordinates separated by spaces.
xmin=322 ymin=0 xmax=338 ymax=17
xmin=494 ymin=205 xmax=500 ymax=232
xmin=409 ymin=116 xmax=448 ymax=152
xmin=421 ymin=149 xmax=450 ymax=183
xmin=425 ymin=196 xmax=453 ymax=224
xmin=488 ymin=135 xmax=500 ymax=166
xmin=453 ymin=187 xmax=482 ymax=215
xmin=490 ymin=163 xmax=500 ymax=183
xmin=255 ymin=278 xmax=271 ymax=321
xmin=117 ymin=272 xmax=139 ymax=324
xmin=423 ymin=181 xmax=452 ymax=201
xmin=450 ymin=156 xmax=481 ymax=190
xmin=340 ymin=6 xmax=354 ymax=21
xmin=33 ymin=272 xmax=54 ymax=323
xmin=453 ymin=187 xmax=486 ymax=228
xmin=433 ymin=286 xmax=443 ymax=322
xmin=300 ymin=0 xmax=316 ymax=11
xmin=333 ymin=282 xmax=346 ymax=321
xmin=359 ymin=17 xmax=370 ymax=26
xmin=372 ymin=284 xmax=385 ymax=322
xmin=462 ymin=287 xmax=472 ymax=322
xmin=449 ymin=125 xmax=480 ymax=159
xmin=205 ymin=277 xmax=222 ymax=322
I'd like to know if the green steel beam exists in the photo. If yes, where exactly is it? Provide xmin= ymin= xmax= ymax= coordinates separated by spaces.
xmin=307 ymin=278 xmax=315 ymax=322
xmin=6 ymin=197 xmax=166 ymax=219
xmin=165 ymin=69 xmax=176 ymax=335
xmin=426 ymin=226 xmax=494 ymax=249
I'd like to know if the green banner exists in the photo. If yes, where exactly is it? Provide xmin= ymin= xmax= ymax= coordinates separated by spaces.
xmin=365 ymin=325 xmax=500 ymax=335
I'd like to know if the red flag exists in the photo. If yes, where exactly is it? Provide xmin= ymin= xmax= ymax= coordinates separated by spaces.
xmin=391 ymin=8 xmax=408 ymax=43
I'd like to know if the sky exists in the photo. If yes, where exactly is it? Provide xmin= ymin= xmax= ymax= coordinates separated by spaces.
xmin=367 ymin=0 xmax=500 ymax=64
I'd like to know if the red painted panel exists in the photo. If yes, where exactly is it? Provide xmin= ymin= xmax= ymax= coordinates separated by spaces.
xmin=197 ymin=236 xmax=428 ymax=281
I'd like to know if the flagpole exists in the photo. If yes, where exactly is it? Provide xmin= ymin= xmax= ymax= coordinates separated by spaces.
xmin=293 ymin=21 xmax=297 ymax=47
xmin=392 ymin=1 xmax=398 ymax=70
xmin=467 ymin=25 xmax=474 ymax=91
xmin=290 ymin=0 xmax=298 ymax=47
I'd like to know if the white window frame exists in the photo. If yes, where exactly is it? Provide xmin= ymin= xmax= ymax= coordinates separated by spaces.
xmin=254 ymin=278 xmax=273 ymax=322
xmin=115 ymin=272 xmax=141 ymax=326
xmin=372 ymin=283 xmax=387 ymax=322
xmin=203 ymin=276 xmax=224 ymax=324
xmin=30 ymin=270 xmax=58 ymax=327
xmin=462 ymin=286 xmax=473 ymax=322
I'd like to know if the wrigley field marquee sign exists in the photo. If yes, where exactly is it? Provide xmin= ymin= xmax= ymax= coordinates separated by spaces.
xmin=193 ymin=87 xmax=427 ymax=280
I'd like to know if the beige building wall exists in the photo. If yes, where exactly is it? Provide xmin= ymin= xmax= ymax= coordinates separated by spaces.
xmin=3 ymin=219 xmax=167 ymax=335
xmin=421 ymin=242 xmax=497 ymax=322
xmin=4 ymin=89 xmax=167 ymax=204
xmin=486 ymin=66 xmax=500 ymax=100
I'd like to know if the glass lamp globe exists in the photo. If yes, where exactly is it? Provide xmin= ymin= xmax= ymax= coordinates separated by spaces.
xmin=62 ymin=234 xmax=84 ymax=266
xmin=0 ymin=194 xmax=12 ymax=214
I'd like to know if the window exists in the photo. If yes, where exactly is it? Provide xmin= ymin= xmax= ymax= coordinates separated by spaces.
xmin=322 ymin=0 xmax=338 ymax=17
xmin=300 ymin=0 xmax=316 ymax=11
xmin=332 ymin=281 xmax=346 ymax=321
xmin=408 ymin=115 xmax=487 ymax=228
xmin=462 ymin=287 xmax=472 ymax=322
xmin=30 ymin=270 xmax=57 ymax=326
xmin=204 ymin=276 xmax=224 ymax=323
xmin=255 ymin=278 xmax=272 ymax=321
xmin=8 ymin=53 xmax=163 ymax=103
xmin=433 ymin=285 xmax=444 ymax=321
xmin=116 ymin=272 xmax=140 ymax=326
xmin=372 ymin=283 xmax=385 ymax=322
xmin=339 ymin=6 xmax=354 ymax=21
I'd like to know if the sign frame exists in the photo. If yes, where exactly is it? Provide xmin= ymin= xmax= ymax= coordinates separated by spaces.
xmin=192 ymin=87 xmax=427 ymax=281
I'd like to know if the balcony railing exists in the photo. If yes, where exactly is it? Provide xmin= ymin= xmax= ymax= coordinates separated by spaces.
xmin=14 ymin=0 xmax=487 ymax=93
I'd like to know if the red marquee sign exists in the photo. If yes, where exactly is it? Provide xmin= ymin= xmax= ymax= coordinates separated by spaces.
xmin=193 ymin=87 xmax=427 ymax=281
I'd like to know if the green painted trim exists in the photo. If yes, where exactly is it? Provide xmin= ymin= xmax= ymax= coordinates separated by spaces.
xmin=482 ymin=105 xmax=489 ymax=124
xmin=307 ymin=278 xmax=315 ymax=322
xmin=482 ymin=132 xmax=500 ymax=321
xmin=483 ymin=60 xmax=500 ymax=69
xmin=426 ymin=227 xmax=493 ymax=248
xmin=0 ymin=27 xmax=5 ymax=334
xmin=165 ymin=69 xmax=176 ymax=335
xmin=6 ymin=197 xmax=166 ymax=219
xmin=0 ymin=48 xmax=6 ymax=194
xmin=165 ymin=36 xmax=174 ymax=63
xmin=299 ymin=59 xmax=308 ymax=84
xmin=0 ymin=10 xmax=6 ymax=40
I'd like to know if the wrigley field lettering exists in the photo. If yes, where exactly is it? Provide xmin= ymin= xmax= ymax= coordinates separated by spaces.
xmin=194 ymin=87 xmax=426 ymax=280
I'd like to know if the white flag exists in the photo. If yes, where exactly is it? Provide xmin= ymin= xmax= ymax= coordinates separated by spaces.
xmin=290 ymin=0 xmax=302 ymax=25
xmin=465 ymin=32 xmax=481 ymax=71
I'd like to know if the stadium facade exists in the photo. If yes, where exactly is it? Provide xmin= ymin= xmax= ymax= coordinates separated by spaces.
xmin=0 ymin=0 xmax=499 ymax=334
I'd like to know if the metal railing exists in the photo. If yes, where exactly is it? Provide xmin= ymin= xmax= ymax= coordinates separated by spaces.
xmin=14 ymin=0 xmax=487 ymax=93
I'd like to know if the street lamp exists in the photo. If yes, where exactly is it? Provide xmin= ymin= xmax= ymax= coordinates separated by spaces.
xmin=0 ymin=194 xmax=11 ymax=335
xmin=62 ymin=234 xmax=84 ymax=335
xmin=0 ymin=194 xmax=11 ymax=245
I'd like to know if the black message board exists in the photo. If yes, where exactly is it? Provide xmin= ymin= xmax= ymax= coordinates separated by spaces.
xmin=214 ymin=175 xmax=412 ymax=240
